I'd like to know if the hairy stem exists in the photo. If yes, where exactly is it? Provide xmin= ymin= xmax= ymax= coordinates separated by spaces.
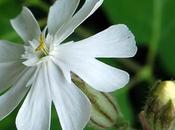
xmin=139 ymin=111 xmax=151 ymax=130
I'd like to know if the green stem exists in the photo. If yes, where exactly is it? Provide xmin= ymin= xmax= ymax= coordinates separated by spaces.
xmin=147 ymin=0 xmax=163 ymax=71
xmin=117 ymin=59 xmax=141 ymax=73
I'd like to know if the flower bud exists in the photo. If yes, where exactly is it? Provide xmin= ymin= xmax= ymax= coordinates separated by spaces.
xmin=141 ymin=81 xmax=175 ymax=130
xmin=72 ymin=74 xmax=128 ymax=129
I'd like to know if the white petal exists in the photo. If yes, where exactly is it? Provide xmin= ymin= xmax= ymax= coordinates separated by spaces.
xmin=0 ymin=62 xmax=25 ymax=93
xmin=22 ymin=56 xmax=39 ymax=66
xmin=54 ymin=0 xmax=103 ymax=44
xmin=52 ymin=57 xmax=71 ymax=83
xmin=26 ymin=67 xmax=40 ymax=87
xmin=54 ymin=54 xmax=129 ymax=92
xmin=0 ymin=40 xmax=24 ymax=62
xmin=10 ymin=7 xmax=41 ymax=42
xmin=0 ymin=40 xmax=25 ymax=92
xmin=47 ymin=61 xmax=91 ymax=130
xmin=16 ymin=64 xmax=51 ymax=130
xmin=0 ymin=68 xmax=35 ymax=121
xmin=47 ymin=0 xmax=80 ymax=34
xmin=58 ymin=25 xmax=137 ymax=58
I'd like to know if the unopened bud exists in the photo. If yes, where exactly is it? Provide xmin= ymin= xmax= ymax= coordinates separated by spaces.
xmin=140 ymin=81 xmax=175 ymax=130
xmin=72 ymin=74 xmax=128 ymax=129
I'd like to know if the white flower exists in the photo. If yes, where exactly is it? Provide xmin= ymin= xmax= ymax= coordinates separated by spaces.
xmin=0 ymin=0 xmax=137 ymax=130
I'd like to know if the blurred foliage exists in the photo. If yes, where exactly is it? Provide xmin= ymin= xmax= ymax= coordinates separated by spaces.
xmin=0 ymin=0 xmax=22 ymax=42
xmin=0 ymin=0 xmax=175 ymax=130
xmin=104 ymin=0 xmax=175 ymax=77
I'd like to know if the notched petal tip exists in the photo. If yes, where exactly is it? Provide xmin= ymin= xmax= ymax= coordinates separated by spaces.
xmin=114 ymin=24 xmax=138 ymax=58
xmin=131 ymin=43 xmax=138 ymax=57
xmin=10 ymin=6 xmax=41 ymax=42
xmin=104 ymin=71 xmax=130 ymax=93
xmin=127 ymin=32 xmax=138 ymax=57
xmin=120 ymin=71 xmax=130 ymax=88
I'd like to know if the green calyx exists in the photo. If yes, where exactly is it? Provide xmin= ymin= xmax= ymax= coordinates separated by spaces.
xmin=71 ymin=74 xmax=130 ymax=130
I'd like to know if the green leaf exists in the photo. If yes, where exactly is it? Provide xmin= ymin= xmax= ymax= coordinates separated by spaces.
xmin=158 ymin=0 xmax=175 ymax=77
xmin=103 ymin=0 xmax=175 ymax=76
xmin=0 ymin=0 xmax=22 ymax=42
xmin=103 ymin=0 xmax=153 ymax=43
xmin=0 ymin=0 xmax=21 ymax=19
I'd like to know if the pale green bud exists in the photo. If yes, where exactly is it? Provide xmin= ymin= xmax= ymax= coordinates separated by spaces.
xmin=141 ymin=81 xmax=175 ymax=130
xmin=72 ymin=74 xmax=128 ymax=130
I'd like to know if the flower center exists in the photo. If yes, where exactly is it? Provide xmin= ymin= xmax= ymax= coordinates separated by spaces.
xmin=35 ymin=34 xmax=49 ymax=56
xmin=21 ymin=33 xmax=52 ymax=66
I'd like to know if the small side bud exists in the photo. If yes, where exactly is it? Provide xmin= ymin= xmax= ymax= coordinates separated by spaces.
xmin=140 ymin=81 xmax=175 ymax=130
xmin=72 ymin=74 xmax=129 ymax=130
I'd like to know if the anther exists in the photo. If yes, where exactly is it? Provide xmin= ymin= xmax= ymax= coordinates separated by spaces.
xmin=35 ymin=33 xmax=49 ymax=55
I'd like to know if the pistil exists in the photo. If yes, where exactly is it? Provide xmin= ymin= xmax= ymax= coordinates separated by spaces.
xmin=35 ymin=33 xmax=49 ymax=56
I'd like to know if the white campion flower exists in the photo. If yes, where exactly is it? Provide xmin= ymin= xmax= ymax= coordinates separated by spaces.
xmin=0 ymin=0 xmax=137 ymax=130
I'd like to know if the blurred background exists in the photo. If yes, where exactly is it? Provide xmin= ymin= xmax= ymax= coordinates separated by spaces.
xmin=0 ymin=0 xmax=175 ymax=129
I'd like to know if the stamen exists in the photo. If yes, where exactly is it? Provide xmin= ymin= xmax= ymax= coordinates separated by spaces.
xmin=35 ymin=33 xmax=49 ymax=55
